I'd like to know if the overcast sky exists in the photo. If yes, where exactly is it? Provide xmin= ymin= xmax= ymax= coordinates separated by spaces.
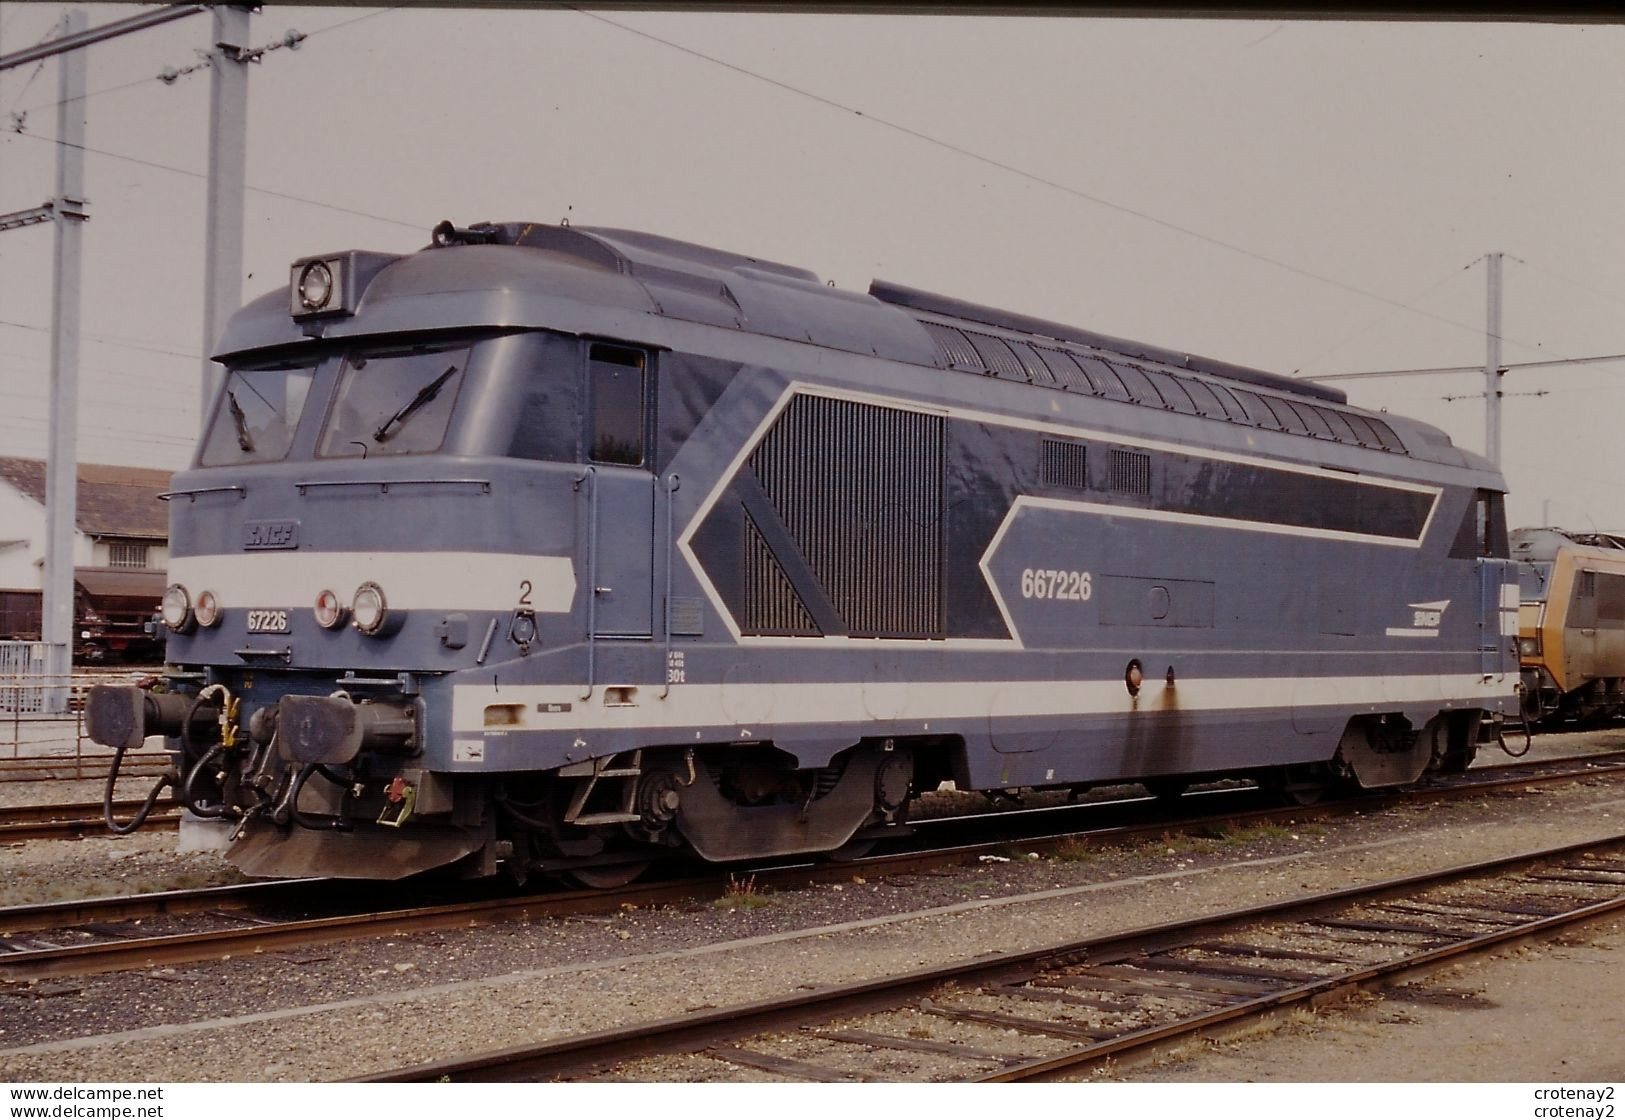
xmin=2 ymin=5 xmax=1622 ymax=531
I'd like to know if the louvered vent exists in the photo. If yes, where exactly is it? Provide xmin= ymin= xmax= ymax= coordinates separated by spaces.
xmin=749 ymin=395 xmax=944 ymax=638
xmin=1042 ymin=439 xmax=1088 ymax=491
xmin=964 ymin=332 xmax=1027 ymax=381
xmin=741 ymin=513 xmax=818 ymax=636
xmin=922 ymin=322 xmax=982 ymax=371
xmin=1110 ymin=448 xmax=1152 ymax=496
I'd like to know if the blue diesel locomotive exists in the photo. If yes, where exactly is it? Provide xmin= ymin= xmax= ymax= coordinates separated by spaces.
xmin=89 ymin=221 xmax=1521 ymax=885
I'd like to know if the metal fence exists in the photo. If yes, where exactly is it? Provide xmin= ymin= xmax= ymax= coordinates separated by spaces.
xmin=0 ymin=640 xmax=50 ymax=714
xmin=0 ymin=646 xmax=165 ymax=780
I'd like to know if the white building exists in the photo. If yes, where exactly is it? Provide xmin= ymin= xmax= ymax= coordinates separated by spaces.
xmin=0 ymin=457 xmax=172 ymax=647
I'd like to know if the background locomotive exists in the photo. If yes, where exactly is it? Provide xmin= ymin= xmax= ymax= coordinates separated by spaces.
xmin=89 ymin=220 xmax=1520 ymax=885
xmin=1512 ymin=526 xmax=1625 ymax=724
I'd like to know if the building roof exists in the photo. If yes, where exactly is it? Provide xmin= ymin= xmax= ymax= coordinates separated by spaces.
xmin=75 ymin=566 xmax=167 ymax=599
xmin=0 ymin=458 xmax=172 ymax=540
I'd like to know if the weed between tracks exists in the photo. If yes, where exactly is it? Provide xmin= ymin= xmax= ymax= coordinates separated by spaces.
xmin=713 ymin=873 xmax=774 ymax=911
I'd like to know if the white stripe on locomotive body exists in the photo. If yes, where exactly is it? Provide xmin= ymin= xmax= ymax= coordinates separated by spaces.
xmin=449 ymin=671 xmax=1513 ymax=736
xmin=166 ymin=552 xmax=576 ymax=613
xmin=675 ymin=380 xmax=1445 ymax=648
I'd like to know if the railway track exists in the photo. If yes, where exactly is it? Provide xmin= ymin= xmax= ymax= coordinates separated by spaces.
xmin=358 ymin=834 xmax=1625 ymax=1082
xmin=0 ymin=799 xmax=180 ymax=842
xmin=2 ymin=749 xmax=1621 ymax=983
xmin=5 ymin=747 xmax=1621 ymax=848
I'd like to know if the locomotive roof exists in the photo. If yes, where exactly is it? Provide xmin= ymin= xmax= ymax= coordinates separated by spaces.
xmin=1511 ymin=526 xmax=1625 ymax=562
xmin=215 ymin=221 xmax=1486 ymax=467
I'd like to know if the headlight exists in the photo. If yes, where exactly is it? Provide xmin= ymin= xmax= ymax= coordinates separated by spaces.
xmin=352 ymin=581 xmax=387 ymax=635
xmin=1518 ymin=637 xmax=1539 ymax=657
xmin=194 ymin=590 xmax=221 ymax=628
xmin=160 ymin=583 xmax=192 ymax=632
xmin=296 ymin=260 xmax=333 ymax=311
xmin=314 ymin=588 xmax=345 ymax=630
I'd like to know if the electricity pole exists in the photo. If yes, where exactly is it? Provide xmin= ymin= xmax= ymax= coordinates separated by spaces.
xmin=43 ymin=9 xmax=89 ymax=713
xmin=1484 ymin=251 xmax=1505 ymax=467
xmin=200 ymin=4 xmax=251 ymax=415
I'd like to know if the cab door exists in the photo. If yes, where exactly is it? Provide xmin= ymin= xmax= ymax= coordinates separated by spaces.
xmin=585 ymin=341 xmax=653 ymax=637
xmin=1567 ymin=566 xmax=1599 ymax=684
xmin=1478 ymin=558 xmax=1517 ymax=678
xmin=585 ymin=344 xmax=654 ymax=639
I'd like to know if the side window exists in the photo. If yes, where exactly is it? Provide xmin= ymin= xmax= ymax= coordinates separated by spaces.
xmin=588 ymin=344 xmax=647 ymax=466
xmin=1455 ymin=488 xmax=1510 ymax=558
xmin=1477 ymin=490 xmax=1509 ymax=558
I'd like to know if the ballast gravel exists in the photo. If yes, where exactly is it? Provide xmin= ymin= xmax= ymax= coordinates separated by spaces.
xmin=0 ymin=729 xmax=1622 ymax=1082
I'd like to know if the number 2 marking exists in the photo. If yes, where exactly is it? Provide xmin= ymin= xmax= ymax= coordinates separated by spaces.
xmin=518 ymin=580 xmax=533 ymax=606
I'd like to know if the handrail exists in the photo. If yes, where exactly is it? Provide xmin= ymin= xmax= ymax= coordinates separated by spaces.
xmin=158 ymin=485 xmax=246 ymax=502
xmin=294 ymin=478 xmax=491 ymax=495
xmin=659 ymin=473 xmax=681 ymax=700
xmin=577 ymin=467 xmax=597 ymax=701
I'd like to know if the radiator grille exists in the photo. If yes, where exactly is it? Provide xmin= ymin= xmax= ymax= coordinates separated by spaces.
xmin=748 ymin=395 xmax=944 ymax=638
xmin=741 ymin=513 xmax=818 ymax=635
xmin=1042 ymin=439 xmax=1088 ymax=491
xmin=1110 ymin=448 xmax=1152 ymax=496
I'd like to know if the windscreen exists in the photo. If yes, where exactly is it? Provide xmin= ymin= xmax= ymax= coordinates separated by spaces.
xmin=199 ymin=362 xmax=317 ymax=466
xmin=1518 ymin=561 xmax=1553 ymax=602
xmin=318 ymin=342 xmax=472 ymax=458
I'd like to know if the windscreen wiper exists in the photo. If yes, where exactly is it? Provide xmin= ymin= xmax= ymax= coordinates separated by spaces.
xmin=372 ymin=365 xmax=457 ymax=443
xmin=227 ymin=390 xmax=255 ymax=453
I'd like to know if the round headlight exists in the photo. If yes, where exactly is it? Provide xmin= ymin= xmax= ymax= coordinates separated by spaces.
xmin=297 ymin=260 xmax=333 ymax=311
xmin=1518 ymin=638 xmax=1537 ymax=657
xmin=314 ymin=588 xmax=345 ymax=630
xmin=160 ymin=583 xmax=192 ymax=632
xmin=194 ymin=589 xmax=221 ymax=628
xmin=352 ymin=581 xmax=387 ymax=635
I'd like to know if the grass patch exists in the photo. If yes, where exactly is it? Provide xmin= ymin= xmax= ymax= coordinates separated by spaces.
xmin=712 ymin=873 xmax=774 ymax=911
xmin=1050 ymin=838 xmax=1097 ymax=863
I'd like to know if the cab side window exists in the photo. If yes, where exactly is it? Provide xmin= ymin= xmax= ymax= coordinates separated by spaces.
xmin=588 ymin=345 xmax=647 ymax=466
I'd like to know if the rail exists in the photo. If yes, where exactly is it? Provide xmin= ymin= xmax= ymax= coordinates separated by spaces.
xmin=359 ymin=834 xmax=1625 ymax=1082
xmin=6 ymin=752 xmax=1620 ymax=979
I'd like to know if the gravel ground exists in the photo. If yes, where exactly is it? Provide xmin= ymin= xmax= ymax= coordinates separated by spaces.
xmin=0 ymin=730 xmax=1622 ymax=1082
xmin=1106 ymin=921 xmax=1625 ymax=1082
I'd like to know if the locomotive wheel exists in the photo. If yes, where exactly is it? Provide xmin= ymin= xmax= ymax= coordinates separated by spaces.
xmin=562 ymin=859 xmax=653 ymax=890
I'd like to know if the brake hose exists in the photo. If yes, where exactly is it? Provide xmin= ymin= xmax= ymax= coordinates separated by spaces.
xmin=102 ymin=739 xmax=175 ymax=835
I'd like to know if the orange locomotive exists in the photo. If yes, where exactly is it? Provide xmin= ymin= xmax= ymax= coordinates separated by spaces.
xmin=1513 ymin=527 xmax=1625 ymax=724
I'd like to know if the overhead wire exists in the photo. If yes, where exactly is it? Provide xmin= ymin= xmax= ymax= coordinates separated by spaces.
xmin=0 ymin=316 xmax=202 ymax=360
xmin=0 ymin=12 xmax=64 ymax=118
xmin=574 ymin=8 xmax=1560 ymax=361
xmin=1509 ymin=256 xmax=1625 ymax=317
xmin=1313 ymin=352 xmax=1625 ymax=382
xmin=1290 ymin=256 xmax=1484 ymax=374
xmin=4 ymin=131 xmax=426 ymax=232
xmin=7 ymin=4 xmax=411 ymax=119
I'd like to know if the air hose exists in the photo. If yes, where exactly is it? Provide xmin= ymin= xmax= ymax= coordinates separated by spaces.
xmin=102 ymin=739 xmax=175 ymax=835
